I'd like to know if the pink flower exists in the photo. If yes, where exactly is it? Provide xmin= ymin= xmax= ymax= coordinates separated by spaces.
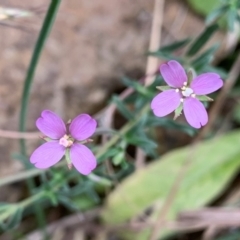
xmin=30 ymin=110 xmax=97 ymax=175
xmin=151 ymin=60 xmax=223 ymax=128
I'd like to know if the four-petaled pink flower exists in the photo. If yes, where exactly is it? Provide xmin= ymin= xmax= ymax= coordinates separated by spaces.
xmin=30 ymin=110 xmax=97 ymax=175
xmin=151 ymin=60 xmax=223 ymax=128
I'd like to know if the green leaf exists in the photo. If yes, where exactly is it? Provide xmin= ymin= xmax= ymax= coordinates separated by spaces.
xmin=58 ymin=195 xmax=79 ymax=211
xmin=156 ymin=86 xmax=172 ymax=91
xmin=112 ymin=95 xmax=134 ymax=120
xmin=112 ymin=151 xmax=125 ymax=166
xmin=0 ymin=203 xmax=11 ymax=213
xmin=206 ymin=5 xmax=228 ymax=24
xmin=192 ymin=44 xmax=219 ymax=70
xmin=186 ymin=0 xmax=220 ymax=16
xmin=147 ymin=116 xmax=197 ymax=136
xmin=148 ymin=51 xmax=183 ymax=62
xmin=0 ymin=206 xmax=23 ymax=231
xmin=187 ymin=69 xmax=195 ymax=85
xmin=197 ymin=95 xmax=213 ymax=101
xmin=227 ymin=8 xmax=237 ymax=31
xmin=216 ymin=230 xmax=240 ymax=240
xmin=126 ymin=135 xmax=157 ymax=155
xmin=187 ymin=24 xmax=219 ymax=56
xmin=98 ymin=147 xmax=122 ymax=162
xmin=154 ymin=38 xmax=191 ymax=53
xmin=102 ymin=130 xmax=240 ymax=239
xmin=174 ymin=103 xmax=183 ymax=120
xmin=122 ymin=77 xmax=153 ymax=98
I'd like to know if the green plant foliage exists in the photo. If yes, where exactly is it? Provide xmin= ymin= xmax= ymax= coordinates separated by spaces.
xmin=216 ymin=230 xmax=240 ymax=240
xmin=191 ymin=44 xmax=219 ymax=71
xmin=187 ymin=24 xmax=219 ymax=56
xmin=148 ymin=38 xmax=191 ymax=58
xmin=112 ymin=95 xmax=134 ymax=120
xmin=102 ymin=131 xmax=240 ymax=239
xmin=0 ymin=206 xmax=23 ymax=231
xmin=186 ymin=0 xmax=220 ymax=16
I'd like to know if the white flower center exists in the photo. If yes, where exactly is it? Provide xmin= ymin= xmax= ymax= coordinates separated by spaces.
xmin=182 ymin=87 xmax=193 ymax=97
xmin=59 ymin=135 xmax=73 ymax=147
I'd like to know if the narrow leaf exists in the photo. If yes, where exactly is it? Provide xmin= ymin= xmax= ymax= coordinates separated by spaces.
xmin=174 ymin=103 xmax=183 ymax=120
xmin=227 ymin=8 xmax=237 ymax=31
xmin=6 ymin=207 xmax=23 ymax=230
xmin=197 ymin=95 xmax=213 ymax=101
xmin=187 ymin=24 xmax=219 ymax=56
xmin=157 ymin=38 xmax=190 ymax=53
xmin=192 ymin=44 xmax=219 ymax=70
xmin=156 ymin=86 xmax=172 ymax=91
xmin=122 ymin=77 xmax=153 ymax=97
xmin=206 ymin=5 xmax=228 ymax=24
xmin=112 ymin=96 xmax=134 ymax=120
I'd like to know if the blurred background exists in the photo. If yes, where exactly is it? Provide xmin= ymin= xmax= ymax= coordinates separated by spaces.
xmin=0 ymin=0 xmax=240 ymax=239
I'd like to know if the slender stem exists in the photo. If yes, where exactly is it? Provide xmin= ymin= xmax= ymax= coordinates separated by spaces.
xmin=0 ymin=130 xmax=39 ymax=139
xmin=19 ymin=0 xmax=62 ymax=151
xmin=18 ymin=0 xmax=62 ymax=232
xmin=0 ymin=167 xmax=46 ymax=187
xmin=0 ymin=105 xmax=150 ymax=187
xmin=0 ymin=173 xmax=73 ymax=223
xmin=96 ymin=105 xmax=150 ymax=161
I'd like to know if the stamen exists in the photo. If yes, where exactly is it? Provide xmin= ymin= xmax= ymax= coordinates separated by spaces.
xmin=68 ymin=140 xmax=73 ymax=147
xmin=180 ymin=98 xmax=184 ymax=102
xmin=59 ymin=135 xmax=74 ymax=147
xmin=59 ymin=137 xmax=69 ymax=147
xmin=175 ymin=89 xmax=179 ymax=92
xmin=183 ymin=82 xmax=187 ymax=86
xmin=182 ymin=87 xmax=194 ymax=97
xmin=181 ymin=86 xmax=186 ymax=90
xmin=191 ymin=94 xmax=196 ymax=98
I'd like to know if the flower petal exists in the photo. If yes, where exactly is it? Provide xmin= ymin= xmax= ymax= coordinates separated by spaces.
xmin=36 ymin=110 xmax=66 ymax=139
xmin=183 ymin=97 xmax=208 ymax=129
xmin=190 ymin=73 xmax=223 ymax=95
xmin=160 ymin=60 xmax=187 ymax=88
xmin=151 ymin=90 xmax=181 ymax=117
xmin=70 ymin=143 xmax=97 ymax=175
xmin=69 ymin=114 xmax=97 ymax=141
xmin=30 ymin=142 xmax=65 ymax=169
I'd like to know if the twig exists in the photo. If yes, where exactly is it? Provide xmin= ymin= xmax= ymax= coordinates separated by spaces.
xmin=148 ymin=141 xmax=198 ymax=240
xmin=136 ymin=0 xmax=165 ymax=170
xmin=197 ymin=53 xmax=240 ymax=140
xmin=0 ymin=129 xmax=39 ymax=139
xmin=25 ymin=209 xmax=100 ymax=240
xmin=144 ymin=0 xmax=164 ymax=87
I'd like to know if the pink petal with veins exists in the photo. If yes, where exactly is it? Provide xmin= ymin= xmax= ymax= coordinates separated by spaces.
xmin=160 ymin=60 xmax=187 ymax=88
xmin=70 ymin=143 xmax=97 ymax=175
xmin=183 ymin=97 xmax=208 ymax=129
xmin=30 ymin=141 xmax=65 ymax=169
xmin=69 ymin=114 xmax=97 ymax=141
xmin=191 ymin=73 xmax=223 ymax=95
xmin=36 ymin=110 xmax=66 ymax=139
xmin=151 ymin=89 xmax=181 ymax=117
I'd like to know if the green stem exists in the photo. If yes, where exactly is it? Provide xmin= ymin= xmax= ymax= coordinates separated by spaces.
xmin=96 ymin=105 xmax=150 ymax=161
xmin=18 ymin=0 xmax=62 ymax=233
xmin=0 ymin=105 xmax=150 ymax=188
xmin=0 ymin=105 xmax=150 ymax=225
xmin=19 ymin=0 xmax=62 ymax=150
xmin=0 ymin=174 xmax=70 ymax=223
